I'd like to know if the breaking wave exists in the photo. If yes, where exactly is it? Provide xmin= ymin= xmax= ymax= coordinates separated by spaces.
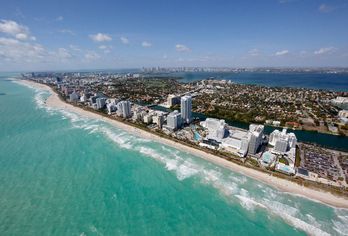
xmin=17 ymin=80 xmax=348 ymax=236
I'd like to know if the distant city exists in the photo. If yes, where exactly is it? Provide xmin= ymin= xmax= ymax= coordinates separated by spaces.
xmin=141 ymin=66 xmax=348 ymax=74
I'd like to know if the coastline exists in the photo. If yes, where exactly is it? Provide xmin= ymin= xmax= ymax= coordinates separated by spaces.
xmin=16 ymin=79 xmax=348 ymax=209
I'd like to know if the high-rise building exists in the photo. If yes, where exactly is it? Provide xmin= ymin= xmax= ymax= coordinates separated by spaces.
xmin=116 ymin=101 xmax=132 ymax=118
xmin=201 ymin=118 xmax=226 ymax=140
xmin=274 ymin=138 xmax=288 ymax=153
xmin=167 ymin=94 xmax=180 ymax=107
xmin=288 ymin=133 xmax=297 ymax=149
xmin=269 ymin=128 xmax=297 ymax=153
xmin=181 ymin=95 xmax=192 ymax=124
xmin=69 ymin=91 xmax=79 ymax=102
xmin=153 ymin=114 xmax=164 ymax=128
xmin=248 ymin=124 xmax=264 ymax=155
xmin=166 ymin=110 xmax=182 ymax=130
xmin=96 ymin=97 xmax=106 ymax=109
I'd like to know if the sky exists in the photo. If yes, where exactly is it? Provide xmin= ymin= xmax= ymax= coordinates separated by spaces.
xmin=0 ymin=0 xmax=348 ymax=71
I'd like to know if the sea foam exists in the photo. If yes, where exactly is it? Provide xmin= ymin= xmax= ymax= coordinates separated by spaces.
xmin=17 ymin=80 xmax=348 ymax=236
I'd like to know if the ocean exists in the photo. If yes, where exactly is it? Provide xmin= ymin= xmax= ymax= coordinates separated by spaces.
xmin=1 ymin=75 xmax=348 ymax=235
xmin=149 ymin=71 xmax=348 ymax=92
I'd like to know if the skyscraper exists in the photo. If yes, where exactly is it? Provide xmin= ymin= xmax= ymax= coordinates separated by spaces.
xmin=116 ymin=101 xmax=132 ymax=118
xmin=96 ymin=97 xmax=106 ymax=109
xmin=248 ymin=124 xmax=264 ymax=155
xmin=181 ymin=95 xmax=192 ymax=124
xmin=166 ymin=110 xmax=182 ymax=130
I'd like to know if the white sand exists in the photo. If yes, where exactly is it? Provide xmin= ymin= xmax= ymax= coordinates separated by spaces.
xmin=18 ymin=79 xmax=348 ymax=209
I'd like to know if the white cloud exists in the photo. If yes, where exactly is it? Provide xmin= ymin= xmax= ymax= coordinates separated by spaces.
xmin=248 ymin=48 xmax=260 ymax=56
xmin=56 ymin=48 xmax=72 ymax=59
xmin=56 ymin=16 xmax=64 ymax=21
xmin=89 ymin=33 xmax=112 ymax=42
xmin=84 ymin=51 xmax=100 ymax=60
xmin=175 ymin=44 xmax=191 ymax=52
xmin=314 ymin=47 xmax=336 ymax=55
xmin=58 ymin=29 xmax=75 ymax=35
xmin=318 ymin=4 xmax=334 ymax=13
xmin=120 ymin=36 xmax=129 ymax=44
xmin=0 ymin=20 xmax=34 ymax=41
xmin=98 ymin=45 xmax=112 ymax=53
xmin=15 ymin=33 xmax=28 ymax=40
xmin=69 ymin=44 xmax=81 ymax=52
xmin=141 ymin=41 xmax=152 ymax=47
xmin=0 ymin=37 xmax=46 ymax=62
xmin=275 ymin=50 xmax=289 ymax=56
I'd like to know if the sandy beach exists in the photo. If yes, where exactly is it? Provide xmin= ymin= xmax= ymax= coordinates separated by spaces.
xmin=17 ymin=79 xmax=348 ymax=209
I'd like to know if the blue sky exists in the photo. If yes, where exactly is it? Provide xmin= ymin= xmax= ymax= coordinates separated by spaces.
xmin=0 ymin=0 xmax=347 ymax=71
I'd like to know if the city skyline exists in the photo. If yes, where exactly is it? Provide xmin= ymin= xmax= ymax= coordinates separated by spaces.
xmin=1 ymin=0 xmax=348 ymax=71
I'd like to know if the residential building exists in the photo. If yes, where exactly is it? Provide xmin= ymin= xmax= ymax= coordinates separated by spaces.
xmin=248 ymin=124 xmax=264 ymax=155
xmin=200 ymin=118 xmax=226 ymax=140
xmin=167 ymin=94 xmax=181 ymax=107
xmin=166 ymin=110 xmax=182 ymax=130
xmin=96 ymin=97 xmax=106 ymax=109
xmin=69 ymin=91 xmax=79 ymax=102
xmin=117 ymin=101 xmax=132 ymax=118
xmin=181 ymin=95 xmax=192 ymax=124
xmin=269 ymin=128 xmax=297 ymax=153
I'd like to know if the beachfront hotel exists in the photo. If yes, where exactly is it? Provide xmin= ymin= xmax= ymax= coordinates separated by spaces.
xmin=269 ymin=128 xmax=297 ymax=154
xmin=166 ymin=110 xmax=182 ymax=130
xmin=116 ymin=101 xmax=132 ymax=118
xmin=248 ymin=124 xmax=264 ymax=155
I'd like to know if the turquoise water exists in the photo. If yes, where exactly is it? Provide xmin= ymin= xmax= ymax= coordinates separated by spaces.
xmin=1 ymin=76 xmax=348 ymax=235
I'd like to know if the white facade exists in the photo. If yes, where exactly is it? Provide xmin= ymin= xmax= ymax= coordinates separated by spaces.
xmin=248 ymin=124 xmax=264 ymax=155
xmin=143 ymin=114 xmax=153 ymax=124
xmin=96 ymin=97 xmax=106 ymax=109
xmin=269 ymin=128 xmax=297 ymax=153
xmin=153 ymin=114 xmax=164 ymax=128
xmin=69 ymin=91 xmax=79 ymax=102
xmin=274 ymin=138 xmax=288 ymax=153
xmin=167 ymin=94 xmax=180 ymax=107
xmin=116 ymin=101 xmax=131 ymax=118
xmin=167 ymin=110 xmax=182 ymax=130
xmin=181 ymin=95 xmax=192 ymax=124
xmin=201 ymin=118 xmax=226 ymax=140
xmin=80 ymin=94 xmax=87 ymax=102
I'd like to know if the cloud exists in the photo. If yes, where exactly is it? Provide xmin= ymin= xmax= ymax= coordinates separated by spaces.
xmin=248 ymin=48 xmax=260 ymax=56
xmin=0 ymin=37 xmax=76 ymax=65
xmin=56 ymin=16 xmax=64 ymax=21
xmin=142 ymin=41 xmax=152 ymax=47
xmin=120 ymin=36 xmax=129 ymax=44
xmin=69 ymin=44 xmax=81 ymax=52
xmin=56 ymin=48 xmax=72 ymax=59
xmin=275 ymin=50 xmax=289 ymax=56
xmin=0 ymin=20 xmax=35 ymax=41
xmin=175 ymin=44 xmax=191 ymax=52
xmin=98 ymin=45 xmax=112 ymax=53
xmin=84 ymin=51 xmax=100 ymax=60
xmin=89 ymin=33 xmax=112 ymax=42
xmin=58 ymin=29 xmax=75 ymax=35
xmin=314 ymin=47 xmax=336 ymax=55
xmin=0 ymin=37 xmax=46 ymax=62
xmin=318 ymin=4 xmax=335 ymax=13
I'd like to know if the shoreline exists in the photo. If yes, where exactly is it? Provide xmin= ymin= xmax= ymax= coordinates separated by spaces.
xmin=16 ymin=79 xmax=348 ymax=209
